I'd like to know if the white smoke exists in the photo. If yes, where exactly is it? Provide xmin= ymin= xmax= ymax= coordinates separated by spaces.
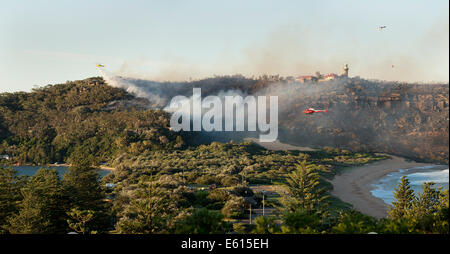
xmin=98 ymin=69 xmax=277 ymax=137
xmin=98 ymin=68 xmax=169 ymax=107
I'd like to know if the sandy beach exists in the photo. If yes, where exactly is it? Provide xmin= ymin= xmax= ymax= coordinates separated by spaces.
xmin=47 ymin=163 xmax=115 ymax=171
xmin=245 ymin=138 xmax=442 ymax=218
xmin=244 ymin=138 xmax=317 ymax=152
xmin=330 ymin=155 xmax=437 ymax=218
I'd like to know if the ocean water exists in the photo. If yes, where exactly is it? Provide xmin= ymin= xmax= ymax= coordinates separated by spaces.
xmin=371 ymin=166 xmax=449 ymax=205
xmin=2 ymin=165 xmax=110 ymax=178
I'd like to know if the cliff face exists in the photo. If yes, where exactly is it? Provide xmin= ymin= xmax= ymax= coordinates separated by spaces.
xmin=271 ymin=79 xmax=449 ymax=163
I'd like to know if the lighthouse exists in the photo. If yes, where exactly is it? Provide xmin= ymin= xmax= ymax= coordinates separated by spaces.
xmin=342 ymin=64 xmax=349 ymax=77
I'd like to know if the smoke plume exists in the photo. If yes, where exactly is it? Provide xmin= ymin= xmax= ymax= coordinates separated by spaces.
xmin=98 ymin=69 xmax=449 ymax=162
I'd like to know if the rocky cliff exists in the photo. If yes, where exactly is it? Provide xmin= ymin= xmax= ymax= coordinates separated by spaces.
xmin=269 ymin=78 xmax=449 ymax=163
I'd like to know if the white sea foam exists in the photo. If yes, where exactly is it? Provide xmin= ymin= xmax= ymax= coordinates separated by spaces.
xmin=370 ymin=166 xmax=449 ymax=205
xmin=407 ymin=169 xmax=449 ymax=184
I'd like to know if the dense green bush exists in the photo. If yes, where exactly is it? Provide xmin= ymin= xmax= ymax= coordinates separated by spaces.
xmin=221 ymin=196 xmax=247 ymax=219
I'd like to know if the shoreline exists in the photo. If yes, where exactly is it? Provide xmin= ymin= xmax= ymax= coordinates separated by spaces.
xmin=330 ymin=155 xmax=440 ymax=219
xmin=243 ymin=138 xmax=445 ymax=219
xmin=244 ymin=137 xmax=317 ymax=151
xmin=48 ymin=163 xmax=116 ymax=171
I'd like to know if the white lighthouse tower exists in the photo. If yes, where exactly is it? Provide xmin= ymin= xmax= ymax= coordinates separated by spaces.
xmin=342 ymin=64 xmax=349 ymax=77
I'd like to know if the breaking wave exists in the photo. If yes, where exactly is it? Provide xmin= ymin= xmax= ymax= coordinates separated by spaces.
xmin=370 ymin=166 xmax=449 ymax=205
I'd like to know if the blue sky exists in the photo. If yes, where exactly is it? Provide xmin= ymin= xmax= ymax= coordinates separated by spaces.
xmin=1 ymin=0 xmax=448 ymax=92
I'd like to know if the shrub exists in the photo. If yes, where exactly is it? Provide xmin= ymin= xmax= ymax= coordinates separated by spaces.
xmin=221 ymin=196 xmax=247 ymax=219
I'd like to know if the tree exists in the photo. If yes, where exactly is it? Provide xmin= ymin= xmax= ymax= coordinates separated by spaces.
xmin=175 ymin=208 xmax=232 ymax=234
xmin=434 ymin=189 xmax=449 ymax=234
xmin=115 ymin=182 xmax=181 ymax=234
xmin=7 ymin=191 xmax=51 ymax=234
xmin=221 ymin=196 xmax=247 ymax=219
xmin=252 ymin=216 xmax=279 ymax=234
xmin=389 ymin=176 xmax=415 ymax=219
xmin=63 ymin=162 xmax=105 ymax=210
xmin=67 ymin=208 xmax=97 ymax=234
xmin=331 ymin=211 xmax=378 ymax=234
xmin=283 ymin=160 xmax=328 ymax=214
xmin=232 ymin=223 xmax=247 ymax=234
xmin=408 ymin=182 xmax=444 ymax=233
xmin=7 ymin=169 xmax=66 ymax=233
xmin=281 ymin=210 xmax=323 ymax=234
xmin=0 ymin=167 xmax=25 ymax=233
xmin=412 ymin=182 xmax=441 ymax=218
xmin=439 ymin=189 xmax=449 ymax=209
xmin=62 ymin=160 xmax=111 ymax=233
xmin=382 ymin=183 xmax=449 ymax=234
xmin=376 ymin=217 xmax=418 ymax=234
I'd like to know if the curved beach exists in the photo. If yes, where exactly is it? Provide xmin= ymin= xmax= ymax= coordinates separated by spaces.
xmin=244 ymin=138 xmax=442 ymax=218
xmin=330 ymin=155 xmax=435 ymax=218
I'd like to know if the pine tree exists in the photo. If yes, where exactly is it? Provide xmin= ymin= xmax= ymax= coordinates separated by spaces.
xmin=283 ymin=160 xmax=328 ymax=214
xmin=435 ymin=189 xmax=449 ymax=234
xmin=0 ymin=167 xmax=25 ymax=233
xmin=389 ymin=175 xmax=415 ymax=219
xmin=412 ymin=182 xmax=441 ymax=218
xmin=439 ymin=189 xmax=449 ymax=209
xmin=62 ymin=159 xmax=111 ymax=233
xmin=66 ymin=208 xmax=97 ymax=234
xmin=7 ymin=191 xmax=51 ymax=234
xmin=7 ymin=169 xmax=66 ymax=233
xmin=62 ymin=163 xmax=105 ymax=210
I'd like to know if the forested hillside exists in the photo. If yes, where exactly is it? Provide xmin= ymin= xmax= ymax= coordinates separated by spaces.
xmin=0 ymin=77 xmax=185 ymax=165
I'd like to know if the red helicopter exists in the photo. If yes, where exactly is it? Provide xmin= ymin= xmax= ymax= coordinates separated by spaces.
xmin=303 ymin=107 xmax=328 ymax=114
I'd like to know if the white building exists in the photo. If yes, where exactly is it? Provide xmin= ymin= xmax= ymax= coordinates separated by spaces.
xmin=0 ymin=154 xmax=11 ymax=160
